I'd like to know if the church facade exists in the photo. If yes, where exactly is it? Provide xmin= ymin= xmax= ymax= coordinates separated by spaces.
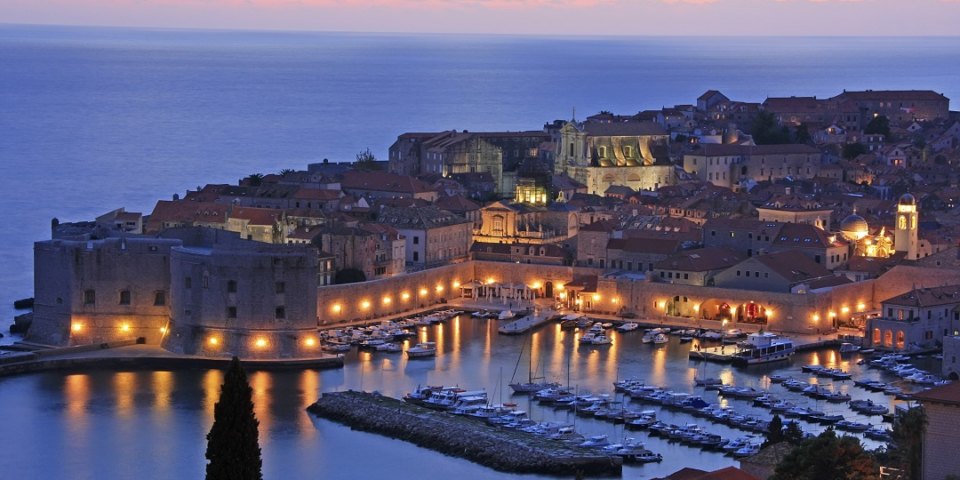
xmin=553 ymin=121 xmax=676 ymax=194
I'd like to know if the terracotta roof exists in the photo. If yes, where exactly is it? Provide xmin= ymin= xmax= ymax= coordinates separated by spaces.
xmin=655 ymin=466 xmax=759 ymax=480
xmin=772 ymin=223 xmax=842 ymax=249
xmin=435 ymin=195 xmax=480 ymax=212
xmin=146 ymin=200 xmax=228 ymax=231
xmin=806 ymin=275 xmax=853 ymax=289
xmin=293 ymin=188 xmax=341 ymax=201
xmin=607 ymin=237 xmax=681 ymax=255
xmin=229 ymin=207 xmax=282 ymax=226
xmin=882 ymin=285 xmax=960 ymax=308
xmin=833 ymin=90 xmax=947 ymax=102
xmin=378 ymin=206 xmax=470 ymax=229
xmin=914 ymin=380 xmax=960 ymax=406
xmin=341 ymin=171 xmax=434 ymax=194
xmin=581 ymin=219 xmax=618 ymax=233
xmin=762 ymin=96 xmax=823 ymax=112
xmin=654 ymin=247 xmax=744 ymax=272
xmin=690 ymin=144 xmax=820 ymax=156
xmin=751 ymin=250 xmax=832 ymax=283
xmin=583 ymin=121 xmax=667 ymax=137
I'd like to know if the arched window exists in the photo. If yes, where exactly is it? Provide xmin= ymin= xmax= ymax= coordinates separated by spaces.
xmin=883 ymin=330 xmax=893 ymax=347
xmin=872 ymin=328 xmax=881 ymax=345
xmin=896 ymin=331 xmax=905 ymax=349
xmin=492 ymin=215 xmax=504 ymax=235
xmin=898 ymin=215 xmax=907 ymax=230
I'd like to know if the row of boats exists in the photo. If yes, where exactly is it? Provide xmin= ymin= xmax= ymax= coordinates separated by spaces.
xmin=319 ymin=309 xmax=464 ymax=357
xmin=401 ymin=385 xmax=664 ymax=463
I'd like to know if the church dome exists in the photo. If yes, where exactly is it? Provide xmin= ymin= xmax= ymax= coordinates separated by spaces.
xmin=898 ymin=193 xmax=916 ymax=206
xmin=839 ymin=213 xmax=869 ymax=240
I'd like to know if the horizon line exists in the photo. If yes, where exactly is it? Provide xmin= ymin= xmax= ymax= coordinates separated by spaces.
xmin=4 ymin=22 xmax=960 ymax=39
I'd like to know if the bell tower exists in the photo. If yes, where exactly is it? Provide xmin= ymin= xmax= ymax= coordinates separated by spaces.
xmin=894 ymin=193 xmax=919 ymax=260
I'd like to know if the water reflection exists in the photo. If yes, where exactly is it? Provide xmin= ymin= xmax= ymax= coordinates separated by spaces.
xmin=0 ymin=315 xmax=927 ymax=479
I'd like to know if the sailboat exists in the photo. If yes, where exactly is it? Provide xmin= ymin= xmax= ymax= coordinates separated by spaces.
xmin=509 ymin=333 xmax=560 ymax=394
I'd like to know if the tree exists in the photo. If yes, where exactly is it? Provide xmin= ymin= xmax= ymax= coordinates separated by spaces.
xmin=793 ymin=124 xmax=811 ymax=144
xmin=888 ymin=406 xmax=926 ymax=480
xmin=206 ymin=357 xmax=263 ymax=480
xmin=354 ymin=148 xmax=381 ymax=170
xmin=843 ymin=142 xmax=867 ymax=160
xmin=783 ymin=420 xmax=804 ymax=444
xmin=771 ymin=429 xmax=877 ymax=480
xmin=751 ymin=111 xmax=792 ymax=145
xmin=865 ymin=115 xmax=891 ymax=137
xmin=278 ymin=168 xmax=296 ymax=176
xmin=242 ymin=173 xmax=264 ymax=187
xmin=764 ymin=414 xmax=785 ymax=447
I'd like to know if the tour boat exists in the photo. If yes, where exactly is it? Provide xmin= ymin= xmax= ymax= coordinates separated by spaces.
xmin=839 ymin=342 xmax=860 ymax=354
xmin=732 ymin=332 xmax=794 ymax=365
xmin=406 ymin=341 xmax=437 ymax=358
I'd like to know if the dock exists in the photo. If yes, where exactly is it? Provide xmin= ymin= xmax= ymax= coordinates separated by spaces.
xmin=308 ymin=390 xmax=622 ymax=476
xmin=497 ymin=310 xmax=559 ymax=335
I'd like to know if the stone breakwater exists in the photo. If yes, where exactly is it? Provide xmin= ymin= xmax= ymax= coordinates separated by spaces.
xmin=307 ymin=391 xmax=622 ymax=476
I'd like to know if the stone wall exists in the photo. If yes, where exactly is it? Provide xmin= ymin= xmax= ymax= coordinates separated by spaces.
xmin=30 ymin=237 xmax=178 ymax=346
xmin=922 ymin=402 xmax=960 ymax=480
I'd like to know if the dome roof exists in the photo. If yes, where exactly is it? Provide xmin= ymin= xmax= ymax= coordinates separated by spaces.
xmin=840 ymin=214 xmax=869 ymax=235
xmin=899 ymin=193 xmax=916 ymax=206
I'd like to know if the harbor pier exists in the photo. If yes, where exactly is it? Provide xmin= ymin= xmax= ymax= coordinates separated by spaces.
xmin=308 ymin=390 xmax=623 ymax=476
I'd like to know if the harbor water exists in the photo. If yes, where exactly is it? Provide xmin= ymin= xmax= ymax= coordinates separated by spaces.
xmin=0 ymin=315 xmax=930 ymax=479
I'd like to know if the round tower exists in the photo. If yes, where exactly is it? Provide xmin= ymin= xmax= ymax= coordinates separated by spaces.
xmin=894 ymin=193 xmax=919 ymax=260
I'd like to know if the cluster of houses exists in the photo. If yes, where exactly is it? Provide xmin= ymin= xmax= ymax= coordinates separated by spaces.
xmin=27 ymin=89 xmax=960 ymax=375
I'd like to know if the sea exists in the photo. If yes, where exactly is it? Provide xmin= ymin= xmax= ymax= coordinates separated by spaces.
xmin=0 ymin=25 xmax=958 ymax=479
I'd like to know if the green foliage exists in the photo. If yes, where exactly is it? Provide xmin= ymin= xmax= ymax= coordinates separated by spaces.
xmin=243 ymin=173 xmax=264 ymax=187
xmin=783 ymin=420 xmax=804 ymax=444
xmin=865 ymin=115 xmax=891 ymax=137
xmin=888 ymin=407 xmax=926 ymax=480
xmin=793 ymin=124 xmax=811 ymax=144
xmin=751 ymin=111 xmax=792 ymax=145
xmin=765 ymin=414 xmax=784 ymax=447
xmin=354 ymin=148 xmax=381 ymax=170
xmin=206 ymin=357 xmax=262 ymax=480
xmin=278 ymin=168 xmax=296 ymax=176
xmin=771 ymin=429 xmax=877 ymax=480
xmin=843 ymin=142 xmax=867 ymax=160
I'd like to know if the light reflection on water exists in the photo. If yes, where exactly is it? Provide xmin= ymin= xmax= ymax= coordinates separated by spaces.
xmin=0 ymin=316 xmax=925 ymax=479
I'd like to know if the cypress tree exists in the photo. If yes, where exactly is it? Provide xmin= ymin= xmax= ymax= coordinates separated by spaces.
xmin=206 ymin=356 xmax=263 ymax=480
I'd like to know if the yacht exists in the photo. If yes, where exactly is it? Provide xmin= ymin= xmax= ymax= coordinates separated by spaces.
xmin=617 ymin=322 xmax=639 ymax=332
xmin=733 ymin=332 xmax=794 ymax=365
xmin=653 ymin=333 xmax=669 ymax=345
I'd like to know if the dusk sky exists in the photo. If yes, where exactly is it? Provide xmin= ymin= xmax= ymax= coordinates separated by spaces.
xmin=3 ymin=0 xmax=960 ymax=36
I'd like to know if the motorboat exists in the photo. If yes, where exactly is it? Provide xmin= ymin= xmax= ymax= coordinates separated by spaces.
xmin=406 ymin=341 xmax=437 ymax=358
xmin=617 ymin=322 xmax=640 ymax=332
xmin=375 ymin=342 xmax=402 ymax=353
xmin=839 ymin=342 xmax=860 ymax=354
xmin=591 ymin=334 xmax=613 ymax=346
xmin=653 ymin=333 xmax=669 ymax=345
xmin=578 ymin=435 xmax=610 ymax=448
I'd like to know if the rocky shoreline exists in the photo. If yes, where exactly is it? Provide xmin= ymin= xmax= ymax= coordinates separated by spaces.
xmin=307 ymin=390 xmax=623 ymax=476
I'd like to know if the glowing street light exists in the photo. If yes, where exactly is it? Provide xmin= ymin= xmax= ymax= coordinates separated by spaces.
xmin=332 ymin=304 xmax=342 ymax=314
xmin=71 ymin=322 xmax=83 ymax=333
xmin=254 ymin=337 xmax=268 ymax=349
xmin=208 ymin=336 xmax=219 ymax=346
xmin=304 ymin=337 xmax=317 ymax=347
xmin=120 ymin=323 xmax=131 ymax=332
xmin=401 ymin=292 xmax=410 ymax=301
xmin=383 ymin=296 xmax=392 ymax=305
xmin=361 ymin=300 xmax=371 ymax=310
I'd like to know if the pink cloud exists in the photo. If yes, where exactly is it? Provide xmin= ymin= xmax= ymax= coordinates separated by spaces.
xmin=143 ymin=0 xmax=615 ymax=8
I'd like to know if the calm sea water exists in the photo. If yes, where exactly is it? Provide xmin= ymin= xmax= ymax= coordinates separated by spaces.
xmin=0 ymin=25 xmax=957 ymax=478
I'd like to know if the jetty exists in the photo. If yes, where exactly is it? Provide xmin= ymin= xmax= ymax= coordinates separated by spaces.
xmin=307 ymin=390 xmax=622 ymax=476
xmin=497 ymin=310 xmax=559 ymax=335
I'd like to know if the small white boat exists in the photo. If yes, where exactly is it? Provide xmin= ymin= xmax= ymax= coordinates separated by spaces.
xmin=407 ymin=342 xmax=437 ymax=358
xmin=591 ymin=335 xmax=613 ymax=346
xmin=839 ymin=342 xmax=860 ymax=354
xmin=375 ymin=342 xmax=402 ymax=353
xmin=641 ymin=333 xmax=654 ymax=344
xmin=498 ymin=310 xmax=515 ymax=320
xmin=653 ymin=333 xmax=668 ymax=345
xmin=579 ymin=435 xmax=610 ymax=448
xmin=617 ymin=322 xmax=639 ymax=332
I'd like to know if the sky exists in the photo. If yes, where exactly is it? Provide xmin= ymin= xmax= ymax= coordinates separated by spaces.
xmin=2 ymin=0 xmax=960 ymax=36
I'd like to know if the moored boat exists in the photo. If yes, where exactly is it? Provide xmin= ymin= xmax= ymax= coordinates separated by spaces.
xmin=406 ymin=341 xmax=437 ymax=358
xmin=733 ymin=332 xmax=794 ymax=365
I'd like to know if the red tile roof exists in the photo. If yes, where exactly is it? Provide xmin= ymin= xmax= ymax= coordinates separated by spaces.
xmin=914 ymin=380 xmax=960 ymax=406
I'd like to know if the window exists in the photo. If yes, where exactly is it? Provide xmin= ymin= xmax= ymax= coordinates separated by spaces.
xmin=185 ymin=276 xmax=192 ymax=289
xmin=119 ymin=290 xmax=131 ymax=305
xmin=154 ymin=291 xmax=166 ymax=306
xmin=276 ymin=282 xmax=285 ymax=294
xmin=413 ymin=236 xmax=419 ymax=245
xmin=84 ymin=289 xmax=96 ymax=305
xmin=227 ymin=280 xmax=237 ymax=293
xmin=413 ymin=251 xmax=419 ymax=262
xmin=275 ymin=306 xmax=286 ymax=319
xmin=737 ymin=270 xmax=741 ymax=277
xmin=227 ymin=306 xmax=237 ymax=319
xmin=684 ymin=273 xmax=689 ymax=280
